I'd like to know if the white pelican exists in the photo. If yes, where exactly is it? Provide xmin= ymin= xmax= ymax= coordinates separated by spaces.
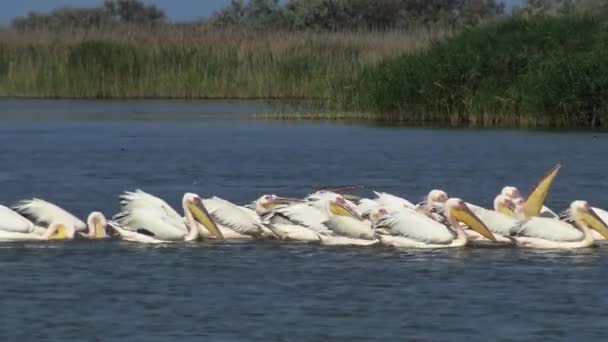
xmin=200 ymin=195 xmax=294 ymax=240
xmin=466 ymin=194 xmax=520 ymax=243
xmin=312 ymin=197 xmax=378 ymax=246
xmin=511 ymin=201 xmax=608 ymax=248
xmin=264 ymin=196 xmax=377 ymax=245
xmin=0 ymin=205 xmax=76 ymax=242
xmin=375 ymin=198 xmax=496 ymax=248
xmin=111 ymin=190 xmax=223 ymax=243
xmin=13 ymin=198 xmax=109 ymax=239
xmin=251 ymin=195 xmax=323 ymax=242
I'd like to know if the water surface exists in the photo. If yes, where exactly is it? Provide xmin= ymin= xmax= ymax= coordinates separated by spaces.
xmin=0 ymin=100 xmax=607 ymax=341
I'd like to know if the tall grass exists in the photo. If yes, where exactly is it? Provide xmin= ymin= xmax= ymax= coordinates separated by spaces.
xmin=0 ymin=26 xmax=447 ymax=100
xmin=345 ymin=16 xmax=608 ymax=128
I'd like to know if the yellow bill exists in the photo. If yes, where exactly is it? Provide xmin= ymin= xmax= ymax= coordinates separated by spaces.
xmin=453 ymin=206 xmax=496 ymax=241
xmin=582 ymin=208 xmax=608 ymax=239
xmin=188 ymin=198 xmax=224 ymax=240
xmin=329 ymin=200 xmax=361 ymax=220
xmin=94 ymin=221 xmax=107 ymax=238
xmin=524 ymin=164 xmax=561 ymax=217
xmin=49 ymin=224 xmax=68 ymax=240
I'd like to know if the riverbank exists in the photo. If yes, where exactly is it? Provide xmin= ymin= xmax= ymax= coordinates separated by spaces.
xmin=0 ymin=27 xmax=445 ymax=100
xmin=1 ymin=15 xmax=607 ymax=128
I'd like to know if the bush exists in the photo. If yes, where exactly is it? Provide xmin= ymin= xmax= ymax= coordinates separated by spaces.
xmin=348 ymin=16 xmax=608 ymax=127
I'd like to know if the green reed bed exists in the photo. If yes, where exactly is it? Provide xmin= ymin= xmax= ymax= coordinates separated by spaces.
xmin=344 ymin=16 xmax=608 ymax=128
xmin=0 ymin=28 xmax=444 ymax=100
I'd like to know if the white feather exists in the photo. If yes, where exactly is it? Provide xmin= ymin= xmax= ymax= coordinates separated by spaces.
xmin=514 ymin=217 xmax=584 ymax=242
xmin=356 ymin=198 xmax=381 ymax=216
xmin=274 ymin=203 xmax=332 ymax=234
xmin=113 ymin=190 xmax=188 ymax=241
xmin=203 ymin=196 xmax=264 ymax=236
xmin=13 ymin=198 xmax=86 ymax=232
xmin=469 ymin=206 xmax=519 ymax=236
xmin=373 ymin=192 xmax=415 ymax=209
xmin=119 ymin=190 xmax=184 ymax=230
xmin=377 ymin=208 xmax=454 ymax=244
xmin=325 ymin=216 xmax=375 ymax=239
xmin=0 ymin=205 xmax=35 ymax=233
xmin=265 ymin=224 xmax=320 ymax=241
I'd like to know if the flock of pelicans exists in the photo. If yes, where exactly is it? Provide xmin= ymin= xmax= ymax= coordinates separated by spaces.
xmin=1 ymin=164 xmax=608 ymax=249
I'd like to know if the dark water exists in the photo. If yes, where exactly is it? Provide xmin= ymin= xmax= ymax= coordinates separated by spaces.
xmin=0 ymin=100 xmax=607 ymax=341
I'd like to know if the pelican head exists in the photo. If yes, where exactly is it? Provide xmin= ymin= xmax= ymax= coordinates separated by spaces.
xmin=327 ymin=197 xmax=363 ymax=220
xmin=183 ymin=193 xmax=223 ymax=240
xmin=87 ymin=212 xmax=108 ymax=238
xmin=501 ymin=186 xmax=521 ymax=199
xmin=369 ymin=207 xmax=389 ymax=225
xmin=45 ymin=222 xmax=75 ymax=240
xmin=445 ymin=198 xmax=496 ymax=241
xmin=426 ymin=189 xmax=448 ymax=209
xmin=570 ymin=201 xmax=608 ymax=239
xmin=307 ymin=190 xmax=336 ymax=201
xmin=255 ymin=194 xmax=301 ymax=214
xmin=493 ymin=194 xmax=516 ymax=216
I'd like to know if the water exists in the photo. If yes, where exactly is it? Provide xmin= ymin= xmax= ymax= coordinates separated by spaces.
xmin=0 ymin=100 xmax=607 ymax=341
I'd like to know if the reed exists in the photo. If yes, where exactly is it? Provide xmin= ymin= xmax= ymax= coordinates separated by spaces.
xmin=0 ymin=26 xmax=447 ymax=100
xmin=343 ymin=15 xmax=608 ymax=128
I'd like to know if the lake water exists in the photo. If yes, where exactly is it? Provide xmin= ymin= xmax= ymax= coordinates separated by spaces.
xmin=0 ymin=100 xmax=607 ymax=341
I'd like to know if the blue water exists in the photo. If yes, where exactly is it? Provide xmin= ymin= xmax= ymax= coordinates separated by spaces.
xmin=0 ymin=100 xmax=607 ymax=341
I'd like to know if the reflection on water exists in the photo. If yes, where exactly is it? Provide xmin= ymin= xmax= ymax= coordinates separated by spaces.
xmin=0 ymin=99 xmax=607 ymax=341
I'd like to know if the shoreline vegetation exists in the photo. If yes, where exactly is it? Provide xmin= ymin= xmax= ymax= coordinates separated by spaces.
xmin=1 ymin=0 xmax=607 ymax=128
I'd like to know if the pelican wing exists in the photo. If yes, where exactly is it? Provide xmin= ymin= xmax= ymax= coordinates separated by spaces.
xmin=119 ymin=190 xmax=185 ymax=231
xmin=274 ymin=203 xmax=332 ymax=234
xmin=203 ymin=197 xmax=264 ymax=236
xmin=0 ymin=205 xmax=35 ymax=233
xmin=325 ymin=216 xmax=375 ymax=239
xmin=356 ymin=198 xmax=381 ymax=216
xmin=13 ymin=198 xmax=86 ymax=232
xmin=470 ymin=207 xmax=519 ymax=236
xmin=373 ymin=192 xmax=415 ymax=209
xmin=377 ymin=209 xmax=454 ymax=244
xmin=112 ymin=209 xmax=186 ymax=241
xmin=514 ymin=217 xmax=584 ymax=242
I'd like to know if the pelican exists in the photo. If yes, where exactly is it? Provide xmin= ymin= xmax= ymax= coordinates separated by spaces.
xmin=465 ymin=194 xmax=521 ymax=243
xmin=12 ymin=198 xmax=109 ymax=239
xmin=264 ymin=195 xmax=377 ymax=245
xmin=375 ymin=198 xmax=496 ymax=248
xmin=313 ymin=197 xmax=378 ymax=246
xmin=511 ymin=201 xmax=608 ymax=248
xmin=111 ymin=190 xmax=223 ymax=243
xmin=0 ymin=205 xmax=75 ymax=242
xmin=200 ymin=195 xmax=295 ymax=240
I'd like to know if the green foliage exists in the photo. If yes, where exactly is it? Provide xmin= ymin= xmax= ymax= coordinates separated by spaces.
xmin=0 ymin=35 xmax=364 ymax=100
xmin=513 ymin=0 xmax=608 ymax=17
xmin=346 ymin=16 xmax=608 ymax=127
xmin=209 ymin=0 xmax=506 ymax=30
xmin=11 ymin=0 xmax=166 ymax=31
